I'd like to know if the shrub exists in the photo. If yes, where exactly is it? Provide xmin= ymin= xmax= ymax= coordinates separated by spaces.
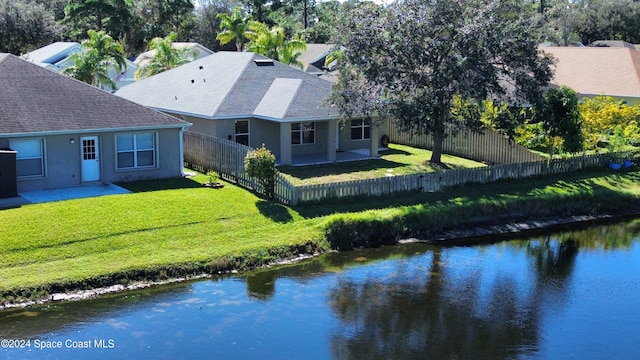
xmin=245 ymin=145 xmax=277 ymax=198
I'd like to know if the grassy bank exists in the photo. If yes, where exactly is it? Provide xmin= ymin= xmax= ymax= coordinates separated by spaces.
xmin=2 ymin=168 xmax=640 ymax=303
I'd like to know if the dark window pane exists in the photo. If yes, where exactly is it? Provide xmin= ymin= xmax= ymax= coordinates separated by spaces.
xmin=16 ymin=159 xmax=43 ymax=177
xmin=303 ymin=129 xmax=315 ymax=144
xmin=364 ymin=127 xmax=370 ymax=139
xmin=137 ymin=150 xmax=155 ymax=167
xmin=117 ymin=152 xmax=134 ymax=169
xmin=236 ymin=135 xmax=249 ymax=146
xmin=235 ymin=121 xmax=249 ymax=134
xmin=291 ymin=132 xmax=300 ymax=145
xmin=351 ymin=127 xmax=361 ymax=140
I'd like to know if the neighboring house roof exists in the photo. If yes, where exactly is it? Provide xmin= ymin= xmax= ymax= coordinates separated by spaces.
xmin=115 ymin=51 xmax=338 ymax=121
xmin=589 ymin=40 xmax=637 ymax=49
xmin=21 ymin=42 xmax=137 ymax=91
xmin=541 ymin=46 xmax=640 ymax=99
xmin=21 ymin=42 xmax=81 ymax=66
xmin=0 ymin=53 xmax=189 ymax=136
xmin=134 ymin=42 xmax=214 ymax=68
xmin=297 ymin=43 xmax=338 ymax=83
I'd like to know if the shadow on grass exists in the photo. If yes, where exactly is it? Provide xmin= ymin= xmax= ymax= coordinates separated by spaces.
xmin=278 ymin=159 xmax=406 ymax=180
xmin=292 ymin=169 xmax=640 ymax=219
xmin=117 ymin=177 xmax=203 ymax=193
xmin=380 ymin=148 xmax=412 ymax=156
xmin=256 ymin=200 xmax=294 ymax=223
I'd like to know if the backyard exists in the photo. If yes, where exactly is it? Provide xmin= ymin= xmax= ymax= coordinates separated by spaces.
xmin=3 ymin=162 xmax=640 ymax=302
xmin=277 ymin=143 xmax=487 ymax=185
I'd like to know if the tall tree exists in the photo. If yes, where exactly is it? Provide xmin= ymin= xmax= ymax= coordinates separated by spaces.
xmin=246 ymin=22 xmax=307 ymax=67
xmin=62 ymin=29 xmax=127 ymax=90
xmin=134 ymin=32 xmax=197 ymax=79
xmin=574 ymin=0 xmax=640 ymax=44
xmin=63 ymin=0 xmax=135 ymax=41
xmin=191 ymin=0 xmax=237 ymax=52
xmin=216 ymin=5 xmax=254 ymax=51
xmin=331 ymin=0 xmax=553 ymax=164
xmin=0 ymin=0 xmax=61 ymax=55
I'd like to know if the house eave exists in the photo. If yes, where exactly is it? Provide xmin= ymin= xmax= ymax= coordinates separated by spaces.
xmin=0 ymin=123 xmax=192 ymax=138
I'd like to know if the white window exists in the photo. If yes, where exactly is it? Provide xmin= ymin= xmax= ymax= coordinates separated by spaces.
xmin=116 ymin=133 xmax=156 ymax=170
xmin=10 ymin=139 xmax=45 ymax=178
xmin=235 ymin=120 xmax=249 ymax=146
xmin=351 ymin=119 xmax=371 ymax=140
xmin=291 ymin=122 xmax=315 ymax=145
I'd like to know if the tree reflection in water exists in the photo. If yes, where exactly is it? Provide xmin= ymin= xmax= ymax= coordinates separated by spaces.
xmin=328 ymin=239 xmax=583 ymax=359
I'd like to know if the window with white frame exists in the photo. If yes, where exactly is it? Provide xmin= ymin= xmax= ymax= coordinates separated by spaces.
xmin=10 ymin=139 xmax=45 ymax=177
xmin=350 ymin=119 xmax=371 ymax=140
xmin=235 ymin=120 xmax=249 ymax=146
xmin=116 ymin=133 xmax=156 ymax=170
xmin=291 ymin=122 xmax=315 ymax=145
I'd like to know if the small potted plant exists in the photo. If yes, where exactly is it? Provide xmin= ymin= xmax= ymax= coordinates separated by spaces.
xmin=205 ymin=170 xmax=224 ymax=188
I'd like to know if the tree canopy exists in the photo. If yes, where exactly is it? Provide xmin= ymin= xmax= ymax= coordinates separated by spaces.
xmin=330 ymin=0 xmax=553 ymax=163
xmin=134 ymin=32 xmax=197 ymax=80
xmin=62 ymin=29 xmax=126 ymax=90
xmin=0 ymin=0 xmax=61 ymax=55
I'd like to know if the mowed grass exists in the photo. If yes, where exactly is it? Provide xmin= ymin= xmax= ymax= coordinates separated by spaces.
xmin=0 ymin=175 xmax=325 ymax=291
xmin=2 ymin=167 xmax=640 ymax=296
xmin=278 ymin=143 xmax=487 ymax=185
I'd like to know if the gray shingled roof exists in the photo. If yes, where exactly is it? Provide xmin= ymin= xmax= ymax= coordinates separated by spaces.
xmin=115 ymin=52 xmax=339 ymax=121
xmin=0 ymin=54 xmax=189 ymax=136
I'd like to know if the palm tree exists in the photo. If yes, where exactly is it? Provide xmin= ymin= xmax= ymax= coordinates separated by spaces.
xmin=246 ymin=22 xmax=307 ymax=68
xmin=216 ymin=6 xmax=254 ymax=52
xmin=62 ymin=29 xmax=126 ymax=90
xmin=134 ymin=32 xmax=197 ymax=80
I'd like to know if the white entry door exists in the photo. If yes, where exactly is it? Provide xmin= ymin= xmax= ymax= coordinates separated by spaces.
xmin=81 ymin=136 xmax=100 ymax=182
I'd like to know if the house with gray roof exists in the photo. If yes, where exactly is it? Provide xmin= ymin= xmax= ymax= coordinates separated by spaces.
xmin=115 ymin=51 xmax=388 ymax=165
xmin=22 ymin=42 xmax=137 ymax=91
xmin=0 ymin=54 xmax=191 ymax=195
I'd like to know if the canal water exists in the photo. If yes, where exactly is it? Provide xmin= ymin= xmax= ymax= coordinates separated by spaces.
xmin=2 ymin=219 xmax=640 ymax=359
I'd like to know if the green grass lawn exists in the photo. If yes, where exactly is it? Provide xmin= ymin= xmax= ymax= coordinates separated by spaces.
xmin=2 ymin=167 xmax=640 ymax=300
xmin=278 ymin=143 xmax=487 ymax=185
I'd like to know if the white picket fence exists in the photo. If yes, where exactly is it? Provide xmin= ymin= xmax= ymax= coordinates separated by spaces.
xmin=183 ymin=131 xmax=638 ymax=206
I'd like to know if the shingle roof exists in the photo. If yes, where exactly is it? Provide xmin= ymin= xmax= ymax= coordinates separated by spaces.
xmin=541 ymin=46 xmax=640 ymax=98
xmin=21 ymin=42 xmax=80 ymax=65
xmin=115 ymin=52 xmax=338 ymax=121
xmin=0 ymin=54 xmax=189 ymax=136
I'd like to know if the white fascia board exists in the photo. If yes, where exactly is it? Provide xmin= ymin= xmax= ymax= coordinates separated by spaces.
xmin=0 ymin=123 xmax=192 ymax=138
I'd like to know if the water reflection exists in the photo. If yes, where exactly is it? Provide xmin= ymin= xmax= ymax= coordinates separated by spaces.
xmin=1 ymin=219 xmax=640 ymax=359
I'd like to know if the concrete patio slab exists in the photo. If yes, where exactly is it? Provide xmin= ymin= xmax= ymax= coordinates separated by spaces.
xmin=0 ymin=183 xmax=131 ymax=209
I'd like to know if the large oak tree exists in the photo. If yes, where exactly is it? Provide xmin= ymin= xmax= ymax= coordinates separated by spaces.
xmin=330 ymin=0 xmax=553 ymax=163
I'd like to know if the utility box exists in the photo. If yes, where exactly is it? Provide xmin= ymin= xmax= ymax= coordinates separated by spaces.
xmin=0 ymin=149 xmax=18 ymax=198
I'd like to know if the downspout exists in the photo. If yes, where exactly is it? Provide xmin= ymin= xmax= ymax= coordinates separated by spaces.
xmin=180 ymin=126 xmax=188 ymax=176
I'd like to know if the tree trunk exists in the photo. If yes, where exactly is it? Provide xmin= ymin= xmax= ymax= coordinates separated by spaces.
xmin=430 ymin=135 xmax=443 ymax=164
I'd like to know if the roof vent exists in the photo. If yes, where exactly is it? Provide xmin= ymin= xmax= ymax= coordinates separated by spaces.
xmin=199 ymin=66 xmax=204 ymax=70
xmin=191 ymin=79 xmax=195 ymax=83
xmin=254 ymin=59 xmax=274 ymax=66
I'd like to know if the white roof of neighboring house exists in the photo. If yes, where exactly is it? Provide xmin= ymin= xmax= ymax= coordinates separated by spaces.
xmin=541 ymin=46 xmax=640 ymax=99
xmin=21 ymin=42 xmax=137 ymax=91
xmin=134 ymin=42 xmax=214 ymax=68
xmin=21 ymin=42 xmax=81 ymax=67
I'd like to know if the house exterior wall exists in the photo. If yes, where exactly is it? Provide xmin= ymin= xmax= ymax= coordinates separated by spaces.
xmin=250 ymin=120 xmax=281 ymax=157
xmin=183 ymin=116 xmax=219 ymax=138
xmin=337 ymin=118 xmax=390 ymax=151
xmin=0 ymin=128 xmax=184 ymax=193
